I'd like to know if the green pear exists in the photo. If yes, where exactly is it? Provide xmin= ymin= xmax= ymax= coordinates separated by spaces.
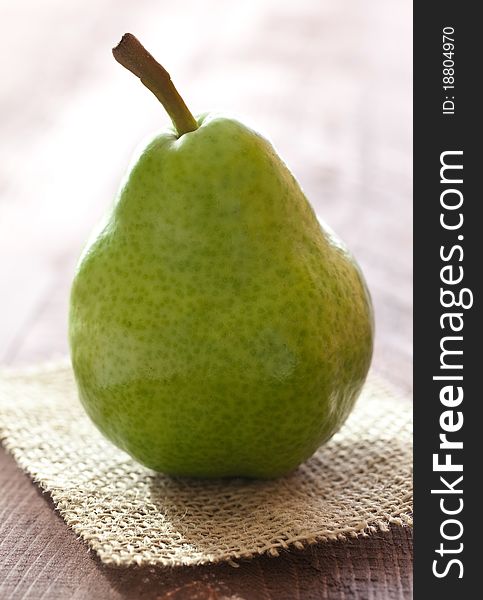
xmin=69 ymin=34 xmax=374 ymax=478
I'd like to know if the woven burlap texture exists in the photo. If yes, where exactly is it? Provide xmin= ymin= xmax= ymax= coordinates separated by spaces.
xmin=0 ymin=363 xmax=412 ymax=567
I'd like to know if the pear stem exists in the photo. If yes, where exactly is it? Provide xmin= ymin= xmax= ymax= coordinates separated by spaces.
xmin=112 ymin=33 xmax=198 ymax=137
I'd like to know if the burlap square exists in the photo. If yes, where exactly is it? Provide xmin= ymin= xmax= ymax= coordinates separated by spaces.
xmin=0 ymin=362 xmax=412 ymax=567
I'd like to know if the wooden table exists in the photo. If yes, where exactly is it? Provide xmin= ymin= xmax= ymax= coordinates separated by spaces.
xmin=0 ymin=1 xmax=412 ymax=597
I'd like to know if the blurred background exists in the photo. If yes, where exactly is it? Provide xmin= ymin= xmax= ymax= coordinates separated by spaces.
xmin=0 ymin=0 xmax=412 ymax=392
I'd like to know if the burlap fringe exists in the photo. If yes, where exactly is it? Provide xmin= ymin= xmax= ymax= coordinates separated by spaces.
xmin=0 ymin=363 xmax=412 ymax=567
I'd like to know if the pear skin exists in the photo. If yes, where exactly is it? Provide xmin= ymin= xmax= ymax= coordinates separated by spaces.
xmin=69 ymin=35 xmax=374 ymax=478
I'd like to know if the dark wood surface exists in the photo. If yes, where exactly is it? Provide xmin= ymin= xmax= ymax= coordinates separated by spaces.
xmin=0 ymin=1 xmax=412 ymax=598
xmin=0 ymin=451 xmax=412 ymax=600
